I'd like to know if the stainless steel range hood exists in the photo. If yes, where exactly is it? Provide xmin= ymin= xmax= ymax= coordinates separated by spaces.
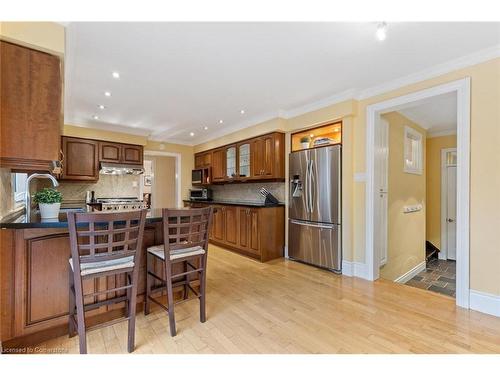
xmin=100 ymin=162 xmax=145 ymax=175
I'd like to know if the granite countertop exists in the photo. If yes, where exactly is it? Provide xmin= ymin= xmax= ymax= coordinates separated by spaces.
xmin=183 ymin=199 xmax=285 ymax=207
xmin=0 ymin=208 xmax=165 ymax=229
xmin=1 ymin=200 xmax=285 ymax=229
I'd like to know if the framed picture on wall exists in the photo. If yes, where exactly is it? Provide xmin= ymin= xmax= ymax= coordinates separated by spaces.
xmin=144 ymin=175 xmax=152 ymax=186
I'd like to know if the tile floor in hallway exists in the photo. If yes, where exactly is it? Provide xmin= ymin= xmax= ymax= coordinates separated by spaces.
xmin=405 ymin=258 xmax=456 ymax=297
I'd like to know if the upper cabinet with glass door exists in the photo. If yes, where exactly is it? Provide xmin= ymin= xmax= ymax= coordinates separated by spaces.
xmin=193 ymin=132 xmax=285 ymax=184
xmin=226 ymin=145 xmax=237 ymax=179
xmin=238 ymin=143 xmax=251 ymax=179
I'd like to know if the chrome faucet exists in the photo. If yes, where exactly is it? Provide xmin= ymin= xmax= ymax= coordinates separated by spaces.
xmin=26 ymin=173 xmax=60 ymax=219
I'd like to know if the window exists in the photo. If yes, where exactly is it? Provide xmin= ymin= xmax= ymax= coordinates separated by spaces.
xmin=403 ymin=126 xmax=423 ymax=175
xmin=12 ymin=173 xmax=28 ymax=203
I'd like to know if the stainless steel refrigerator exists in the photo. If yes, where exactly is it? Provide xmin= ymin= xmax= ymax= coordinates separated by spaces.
xmin=288 ymin=145 xmax=341 ymax=272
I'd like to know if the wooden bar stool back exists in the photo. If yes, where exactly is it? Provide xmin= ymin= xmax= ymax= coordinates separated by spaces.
xmin=67 ymin=209 xmax=147 ymax=354
xmin=144 ymin=207 xmax=213 ymax=336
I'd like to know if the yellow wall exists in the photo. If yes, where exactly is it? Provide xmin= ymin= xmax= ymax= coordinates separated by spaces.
xmin=426 ymin=135 xmax=457 ymax=249
xmin=380 ymin=112 xmax=426 ymax=281
xmin=353 ymin=58 xmax=500 ymax=295
xmin=0 ymin=22 xmax=65 ymax=56
xmin=62 ymin=125 xmax=194 ymax=201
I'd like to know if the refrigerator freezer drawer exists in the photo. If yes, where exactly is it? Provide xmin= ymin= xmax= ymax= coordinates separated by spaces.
xmin=288 ymin=220 xmax=341 ymax=272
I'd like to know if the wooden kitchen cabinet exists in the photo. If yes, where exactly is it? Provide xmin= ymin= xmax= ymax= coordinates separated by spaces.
xmin=223 ymin=206 xmax=238 ymax=246
xmin=251 ymin=133 xmax=285 ymax=179
xmin=99 ymin=141 xmax=143 ymax=165
xmin=183 ymin=201 xmax=284 ymax=262
xmin=211 ymin=148 xmax=226 ymax=182
xmin=0 ymin=41 xmax=62 ymax=172
xmin=193 ymin=132 xmax=284 ymax=183
xmin=99 ymin=142 xmax=122 ymax=163
xmin=237 ymin=207 xmax=261 ymax=256
xmin=195 ymin=151 xmax=212 ymax=168
xmin=60 ymin=137 xmax=99 ymax=181
xmin=211 ymin=205 xmax=225 ymax=242
xmin=122 ymin=144 xmax=143 ymax=164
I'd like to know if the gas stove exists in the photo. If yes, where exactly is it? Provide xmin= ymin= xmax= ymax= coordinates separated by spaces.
xmin=96 ymin=197 xmax=147 ymax=211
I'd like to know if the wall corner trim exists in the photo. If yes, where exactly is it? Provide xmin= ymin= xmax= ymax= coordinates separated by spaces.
xmin=469 ymin=290 xmax=500 ymax=317
xmin=342 ymin=261 xmax=370 ymax=279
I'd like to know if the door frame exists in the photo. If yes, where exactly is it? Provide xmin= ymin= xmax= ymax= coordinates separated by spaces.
xmin=365 ymin=77 xmax=470 ymax=308
xmin=440 ymin=147 xmax=457 ymax=260
xmin=143 ymin=150 xmax=182 ymax=208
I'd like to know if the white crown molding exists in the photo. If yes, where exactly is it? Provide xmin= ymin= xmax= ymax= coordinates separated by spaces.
xmin=470 ymin=290 xmax=500 ymax=317
xmin=356 ymin=44 xmax=500 ymax=100
xmin=427 ymin=129 xmax=457 ymax=138
xmin=281 ymin=89 xmax=358 ymax=119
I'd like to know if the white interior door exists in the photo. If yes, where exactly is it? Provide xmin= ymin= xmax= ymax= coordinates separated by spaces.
xmin=446 ymin=164 xmax=457 ymax=260
xmin=375 ymin=117 xmax=389 ymax=266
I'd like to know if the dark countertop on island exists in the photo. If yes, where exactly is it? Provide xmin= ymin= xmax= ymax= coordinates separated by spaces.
xmin=0 ymin=200 xmax=285 ymax=229
xmin=0 ymin=208 xmax=165 ymax=229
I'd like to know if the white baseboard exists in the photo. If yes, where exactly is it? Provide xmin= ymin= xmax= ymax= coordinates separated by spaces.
xmin=394 ymin=261 xmax=426 ymax=284
xmin=470 ymin=290 xmax=500 ymax=317
xmin=342 ymin=261 xmax=370 ymax=279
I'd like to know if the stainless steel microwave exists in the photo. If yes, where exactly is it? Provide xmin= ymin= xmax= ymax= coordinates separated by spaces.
xmin=189 ymin=188 xmax=212 ymax=201
xmin=191 ymin=167 xmax=211 ymax=185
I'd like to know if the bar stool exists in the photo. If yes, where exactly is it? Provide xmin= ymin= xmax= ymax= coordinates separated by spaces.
xmin=144 ymin=207 xmax=213 ymax=336
xmin=67 ymin=209 xmax=147 ymax=354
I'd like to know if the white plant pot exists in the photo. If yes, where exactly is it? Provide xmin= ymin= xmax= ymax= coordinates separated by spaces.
xmin=39 ymin=203 xmax=61 ymax=219
xmin=301 ymin=142 xmax=310 ymax=149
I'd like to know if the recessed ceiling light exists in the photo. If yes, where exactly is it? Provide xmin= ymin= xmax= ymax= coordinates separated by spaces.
xmin=376 ymin=22 xmax=387 ymax=41
xmin=92 ymin=115 xmax=99 ymax=120
xmin=203 ymin=126 xmax=208 ymax=130
xmin=98 ymin=104 xmax=105 ymax=110
xmin=240 ymin=109 xmax=245 ymax=114
xmin=310 ymin=134 xmax=315 ymax=138
xmin=104 ymin=91 xmax=111 ymax=97
xmin=112 ymin=71 xmax=120 ymax=79
xmin=219 ymin=120 xmax=224 ymax=124
xmin=189 ymin=132 xmax=195 ymax=137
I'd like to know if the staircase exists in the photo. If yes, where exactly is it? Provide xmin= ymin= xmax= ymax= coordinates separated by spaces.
xmin=426 ymin=241 xmax=440 ymax=262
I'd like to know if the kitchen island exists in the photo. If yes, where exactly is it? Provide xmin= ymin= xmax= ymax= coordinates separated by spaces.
xmin=0 ymin=203 xmax=284 ymax=349
xmin=0 ymin=209 xmax=174 ymax=349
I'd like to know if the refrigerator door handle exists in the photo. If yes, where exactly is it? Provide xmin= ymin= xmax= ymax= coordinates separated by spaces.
xmin=307 ymin=159 xmax=313 ymax=213
xmin=290 ymin=219 xmax=334 ymax=229
xmin=310 ymin=159 xmax=315 ymax=214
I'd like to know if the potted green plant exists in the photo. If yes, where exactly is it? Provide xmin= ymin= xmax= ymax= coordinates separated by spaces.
xmin=300 ymin=136 xmax=311 ymax=149
xmin=33 ymin=188 xmax=63 ymax=219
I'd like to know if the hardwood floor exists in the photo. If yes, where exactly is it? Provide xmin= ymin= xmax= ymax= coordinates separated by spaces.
xmin=37 ymin=245 xmax=500 ymax=354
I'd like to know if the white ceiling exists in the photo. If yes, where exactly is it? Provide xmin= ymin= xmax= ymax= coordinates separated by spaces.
xmin=398 ymin=92 xmax=457 ymax=136
xmin=64 ymin=22 xmax=500 ymax=145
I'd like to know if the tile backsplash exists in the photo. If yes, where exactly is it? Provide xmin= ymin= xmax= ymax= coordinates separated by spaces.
xmin=34 ymin=174 xmax=141 ymax=203
xmin=210 ymin=182 xmax=285 ymax=203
